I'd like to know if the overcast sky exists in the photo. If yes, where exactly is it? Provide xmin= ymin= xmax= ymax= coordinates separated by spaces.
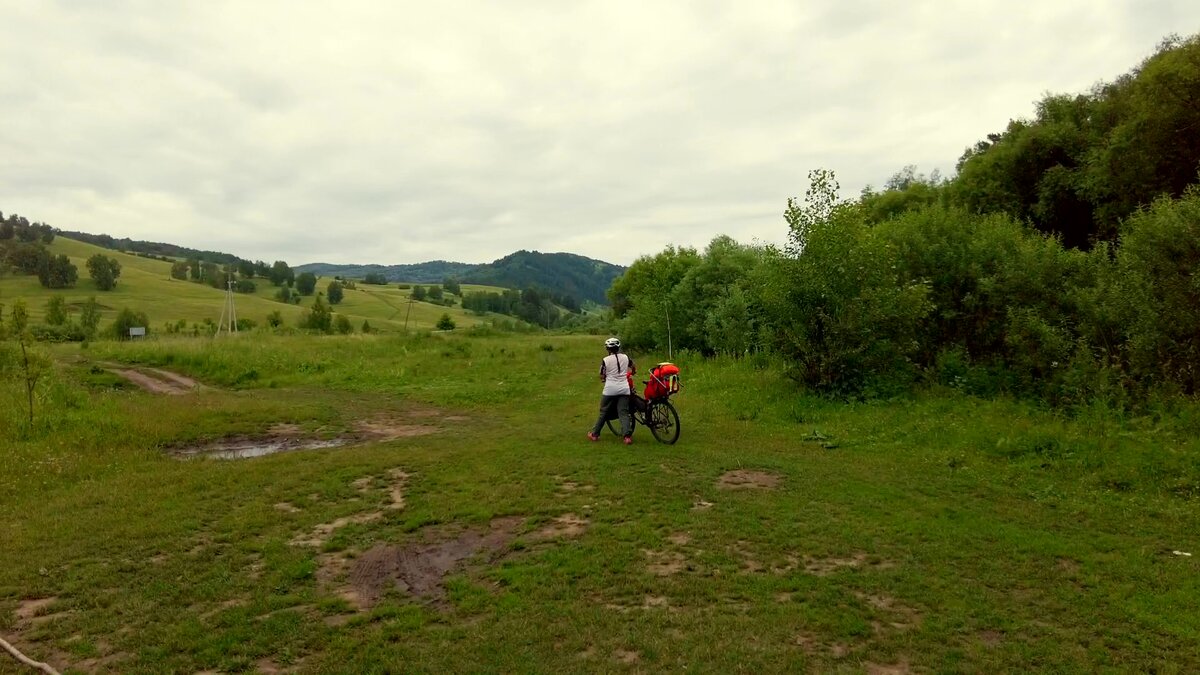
xmin=2 ymin=2 xmax=1196 ymax=266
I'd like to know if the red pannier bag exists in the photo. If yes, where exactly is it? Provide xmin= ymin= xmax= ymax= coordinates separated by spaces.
xmin=643 ymin=363 xmax=681 ymax=400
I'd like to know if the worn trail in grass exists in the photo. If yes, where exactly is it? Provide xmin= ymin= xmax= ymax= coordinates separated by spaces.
xmin=1 ymin=334 xmax=1197 ymax=674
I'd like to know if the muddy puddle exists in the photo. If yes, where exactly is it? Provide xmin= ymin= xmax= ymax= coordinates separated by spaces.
xmin=173 ymin=437 xmax=349 ymax=460
xmin=169 ymin=415 xmax=444 ymax=460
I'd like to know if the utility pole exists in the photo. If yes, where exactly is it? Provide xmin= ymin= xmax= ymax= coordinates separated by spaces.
xmin=403 ymin=297 xmax=414 ymax=334
xmin=218 ymin=278 xmax=238 ymax=335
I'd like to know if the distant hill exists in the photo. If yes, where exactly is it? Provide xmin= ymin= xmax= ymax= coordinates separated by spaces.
xmin=294 ymin=260 xmax=480 ymax=284
xmin=298 ymin=251 xmax=626 ymax=305
xmin=29 ymin=221 xmax=625 ymax=306
xmin=57 ymin=230 xmax=247 ymax=265
xmin=461 ymin=251 xmax=624 ymax=305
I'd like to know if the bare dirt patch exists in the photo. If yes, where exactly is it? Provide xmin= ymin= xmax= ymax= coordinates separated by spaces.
xmin=290 ymin=512 xmax=383 ymax=547
xmin=866 ymin=659 xmax=912 ymax=674
xmin=644 ymin=549 xmax=688 ymax=576
xmin=555 ymin=477 xmax=596 ymax=493
xmin=529 ymin=513 xmax=588 ymax=541
xmin=642 ymin=595 xmax=669 ymax=609
xmin=387 ymin=469 xmax=408 ymax=510
xmin=978 ymin=629 xmax=1004 ymax=647
xmin=613 ymin=649 xmax=641 ymax=664
xmin=331 ymin=517 xmax=523 ymax=607
xmin=353 ymin=418 xmax=439 ymax=441
xmin=692 ymin=498 xmax=715 ymax=510
xmin=174 ymin=436 xmax=348 ymax=460
xmin=274 ymin=502 xmax=301 ymax=513
xmin=857 ymin=592 xmax=923 ymax=632
xmin=803 ymin=552 xmax=894 ymax=576
xmin=15 ymin=597 xmax=59 ymax=622
xmin=717 ymin=469 xmax=782 ymax=490
xmin=171 ymin=414 xmax=441 ymax=460
xmin=794 ymin=631 xmax=848 ymax=657
xmin=667 ymin=532 xmax=692 ymax=546
xmin=108 ymin=367 xmax=199 ymax=395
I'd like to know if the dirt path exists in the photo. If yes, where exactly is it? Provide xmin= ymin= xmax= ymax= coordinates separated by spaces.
xmin=108 ymin=367 xmax=200 ymax=395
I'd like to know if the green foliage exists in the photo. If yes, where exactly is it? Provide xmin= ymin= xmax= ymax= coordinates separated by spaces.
xmin=3 ymin=299 xmax=52 ymax=428
xmin=411 ymin=285 xmax=427 ymax=301
xmin=362 ymin=272 xmax=388 ymax=285
xmin=327 ymin=280 xmax=344 ymax=305
xmin=299 ymin=294 xmax=332 ymax=333
xmin=295 ymin=272 xmax=317 ymax=296
xmin=38 ymin=253 xmax=77 ymax=288
xmin=860 ymin=166 xmax=948 ymax=223
xmin=361 ymin=319 xmax=372 ymax=333
xmin=79 ymin=297 xmax=101 ymax=340
xmin=436 ymin=313 xmax=456 ymax=331
xmin=953 ymin=34 xmax=1200 ymax=248
xmin=269 ymin=260 xmax=294 ymax=287
xmin=764 ymin=179 xmax=932 ymax=395
xmin=170 ymin=260 xmax=190 ymax=280
xmin=111 ymin=307 xmax=150 ymax=341
xmin=608 ymin=245 xmax=702 ymax=349
xmin=333 ymin=314 xmax=353 ymax=334
xmin=86 ymin=254 xmax=122 ymax=291
xmin=235 ymin=279 xmax=256 ymax=294
xmin=266 ymin=310 xmax=284 ymax=328
xmin=45 ymin=295 xmax=68 ymax=326
xmin=442 ymin=277 xmax=461 ymax=295
xmin=426 ymin=285 xmax=444 ymax=301
xmin=461 ymin=250 xmax=624 ymax=305
xmin=1107 ymin=188 xmax=1200 ymax=394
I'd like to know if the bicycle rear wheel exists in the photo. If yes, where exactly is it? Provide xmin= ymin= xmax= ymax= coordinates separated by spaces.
xmin=648 ymin=399 xmax=680 ymax=444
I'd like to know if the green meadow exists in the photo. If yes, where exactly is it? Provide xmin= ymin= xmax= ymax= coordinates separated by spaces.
xmin=0 ymin=237 xmax=505 ymax=332
xmin=2 ymin=333 xmax=1197 ymax=674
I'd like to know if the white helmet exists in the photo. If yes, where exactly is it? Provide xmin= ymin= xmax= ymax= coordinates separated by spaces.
xmin=604 ymin=337 xmax=621 ymax=349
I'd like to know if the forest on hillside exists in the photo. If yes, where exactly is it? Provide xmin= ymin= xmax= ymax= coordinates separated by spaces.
xmin=611 ymin=34 xmax=1200 ymax=406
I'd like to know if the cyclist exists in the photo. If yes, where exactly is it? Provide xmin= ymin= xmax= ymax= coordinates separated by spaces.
xmin=588 ymin=337 xmax=636 ymax=444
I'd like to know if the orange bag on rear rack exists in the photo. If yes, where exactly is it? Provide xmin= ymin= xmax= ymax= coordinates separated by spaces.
xmin=643 ymin=363 xmax=681 ymax=400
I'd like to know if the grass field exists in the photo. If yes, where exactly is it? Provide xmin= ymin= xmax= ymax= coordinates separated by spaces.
xmin=0 ymin=238 xmax=507 ymax=332
xmin=1 ymin=333 xmax=1198 ymax=674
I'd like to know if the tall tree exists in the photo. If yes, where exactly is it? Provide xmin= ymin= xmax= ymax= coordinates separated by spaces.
xmin=86 ymin=254 xmax=122 ymax=291
xmin=327 ymin=280 xmax=344 ymax=305
xmin=296 ymin=272 xmax=317 ymax=296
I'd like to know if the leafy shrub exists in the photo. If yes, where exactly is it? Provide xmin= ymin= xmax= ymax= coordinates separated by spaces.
xmin=436 ymin=314 xmax=456 ymax=331
xmin=299 ymin=295 xmax=332 ymax=333
xmin=111 ymin=308 xmax=150 ymax=340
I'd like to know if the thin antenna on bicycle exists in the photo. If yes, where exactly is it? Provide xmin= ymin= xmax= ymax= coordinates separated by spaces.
xmin=665 ymin=302 xmax=673 ymax=361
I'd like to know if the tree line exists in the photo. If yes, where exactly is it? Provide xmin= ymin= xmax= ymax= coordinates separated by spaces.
xmin=861 ymin=33 xmax=1200 ymax=250
xmin=612 ymin=34 xmax=1200 ymax=407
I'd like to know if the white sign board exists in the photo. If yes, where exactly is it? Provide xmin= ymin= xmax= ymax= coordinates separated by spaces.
xmin=129 ymin=327 xmax=146 ymax=337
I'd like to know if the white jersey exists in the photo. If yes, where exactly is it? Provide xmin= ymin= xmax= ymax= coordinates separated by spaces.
xmin=600 ymin=353 xmax=635 ymax=396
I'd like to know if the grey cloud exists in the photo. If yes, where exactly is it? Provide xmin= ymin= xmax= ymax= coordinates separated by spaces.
xmin=3 ymin=1 xmax=1198 ymax=266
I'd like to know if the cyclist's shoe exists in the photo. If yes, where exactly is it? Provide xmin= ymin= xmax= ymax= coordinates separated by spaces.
xmin=623 ymin=436 xmax=633 ymax=445
xmin=588 ymin=432 xmax=599 ymax=442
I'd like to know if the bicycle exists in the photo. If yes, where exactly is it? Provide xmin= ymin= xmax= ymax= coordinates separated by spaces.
xmin=604 ymin=369 xmax=681 ymax=444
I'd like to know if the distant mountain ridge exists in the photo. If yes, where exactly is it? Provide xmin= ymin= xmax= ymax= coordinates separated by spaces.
xmin=37 ymin=223 xmax=625 ymax=305
xmin=295 ymin=260 xmax=481 ymax=284
xmin=296 ymin=250 xmax=626 ymax=305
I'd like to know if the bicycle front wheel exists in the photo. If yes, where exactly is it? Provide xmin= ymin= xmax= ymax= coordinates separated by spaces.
xmin=648 ymin=399 xmax=680 ymax=445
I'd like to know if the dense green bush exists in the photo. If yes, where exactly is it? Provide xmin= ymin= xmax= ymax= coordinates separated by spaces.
xmin=111 ymin=308 xmax=150 ymax=341
xmin=1107 ymin=188 xmax=1200 ymax=394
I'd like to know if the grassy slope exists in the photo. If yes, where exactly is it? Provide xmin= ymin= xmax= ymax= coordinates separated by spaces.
xmin=1 ymin=335 xmax=1197 ymax=674
xmin=0 ymin=238 xmax=506 ymax=332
